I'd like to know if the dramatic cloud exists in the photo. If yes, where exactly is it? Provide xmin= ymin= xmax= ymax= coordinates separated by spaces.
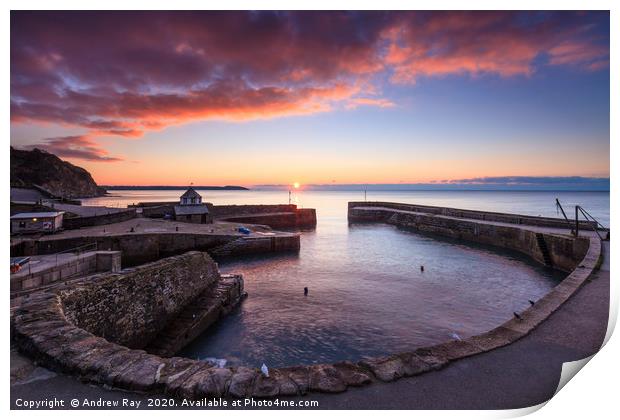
xmin=383 ymin=11 xmax=609 ymax=83
xmin=26 ymin=135 xmax=122 ymax=162
xmin=11 ymin=11 xmax=609 ymax=161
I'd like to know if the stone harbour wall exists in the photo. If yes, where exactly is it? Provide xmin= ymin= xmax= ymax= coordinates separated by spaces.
xmin=63 ymin=209 xmax=137 ymax=230
xmin=10 ymin=251 xmax=121 ymax=296
xmin=218 ymin=208 xmax=317 ymax=229
xmin=12 ymin=233 xmax=237 ymax=266
xmin=61 ymin=252 xmax=221 ymax=349
xmin=388 ymin=209 xmax=588 ymax=272
xmin=349 ymin=203 xmax=591 ymax=272
xmin=136 ymin=202 xmax=317 ymax=229
xmin=211 ymin=204 xmax=298 ymax=217
xmin=210 ymin=235 xmax=301 ymax=258
xmin=12 ymin=204 xmax=603 ymax=399
xmin=348 ymin=201 xmax=599 ymax=230
xmin=12 ymin=232 xmax=301 ymax=267
xmin=214 ymin=205 xmax=317 ymax=229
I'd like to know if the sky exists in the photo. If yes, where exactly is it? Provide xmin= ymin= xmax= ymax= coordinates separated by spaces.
xmin=10 ymin=11 xmax=610 ymax=187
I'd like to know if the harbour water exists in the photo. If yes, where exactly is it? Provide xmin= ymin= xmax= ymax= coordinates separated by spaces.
xmin=83 ymin=190 xmax=608 ymax=367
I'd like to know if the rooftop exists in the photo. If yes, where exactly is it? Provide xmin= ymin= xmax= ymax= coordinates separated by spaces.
xmin=10 ymin=212 xmax=65 ymax=219
xmin=174 ymin=204 xmax=210 ymax=215
xmin=180 ymin=187 xmax=201 ymax=199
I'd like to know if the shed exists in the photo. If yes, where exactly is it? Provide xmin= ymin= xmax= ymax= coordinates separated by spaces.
xmin=10 ymin=211 xmax=65 ymax=234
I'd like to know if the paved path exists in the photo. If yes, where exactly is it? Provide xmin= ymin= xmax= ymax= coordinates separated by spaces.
xmin=10 ymin=242 xmax=609 ymax=410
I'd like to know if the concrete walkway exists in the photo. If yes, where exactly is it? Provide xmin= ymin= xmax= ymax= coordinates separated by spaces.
xmin=10 ymin=241 xmax=609 ymax=410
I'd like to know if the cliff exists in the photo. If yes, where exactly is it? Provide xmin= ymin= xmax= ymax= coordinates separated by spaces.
xmin=10 ymin=147 xmax=106 ymax=198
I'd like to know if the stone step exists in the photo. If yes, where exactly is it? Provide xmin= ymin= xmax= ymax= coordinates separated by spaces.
xmin=535 ymin=233 xmax=553 ymax=266
xmin=144 ymin=274 xmax=245 ymax=357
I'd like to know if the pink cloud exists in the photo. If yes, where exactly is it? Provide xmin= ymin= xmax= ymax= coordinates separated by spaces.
xmin=383 ymin=12 xmax=609 ymax=84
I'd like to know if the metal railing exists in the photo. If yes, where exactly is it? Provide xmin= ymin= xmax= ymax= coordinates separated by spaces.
xmin=52 ymin=242 xmax=99 ymax=270
xmin=556 ymin=198 xmax=608 ymax=240
xmin=575 ymin=205 xmax=608 ymax=240
xmin=13 ymin=242 xmax=99 ymax=278
xmin=555 ymin=198 xmax=576 ymax=234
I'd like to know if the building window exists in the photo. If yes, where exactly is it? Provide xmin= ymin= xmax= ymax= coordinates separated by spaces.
xmin=19 ymin=221 xmax=26 ymax=228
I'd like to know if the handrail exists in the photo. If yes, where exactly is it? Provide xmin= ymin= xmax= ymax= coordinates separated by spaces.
xmin=578 ymin=206 xmax=608 ymax=230
xmin=55 ymin=242 xmax=98 ymax=255
xmin=54 ymin=242 xmax=99 ymax=267
xmin=555 ymin=198 xmax=575 ymax=234
xmin=576 ymin=206 xmax=607 ymax=241
xmin=16 ymin=242 xmax=99 ymax=277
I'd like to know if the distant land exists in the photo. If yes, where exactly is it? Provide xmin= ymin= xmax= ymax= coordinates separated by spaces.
xmin=103 ymin=185 xmax=249 ymax=191
xmin=253 ymin=177 xmax=610 ymax=192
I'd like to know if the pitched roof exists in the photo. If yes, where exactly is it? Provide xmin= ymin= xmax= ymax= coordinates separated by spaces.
xmin=174 ymin=204 xmax=210 ymax=215
xmin=180 ymin=187 xmax=201 ymax=199
xmin=10 ymin=212 xmax=65 ymax=219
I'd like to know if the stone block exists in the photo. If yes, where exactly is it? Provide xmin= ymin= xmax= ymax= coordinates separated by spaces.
xmin=469 ymin=326 xmax=526 ymax=352
xmin=163 ymin=359 xmax=208 ymax=397
xmin=228 ymin=367 xmax=258 ymax=398
xmin=176 ymin=366 xmax=213 ymax=399
xmin=251 ymin=374 xmax=280 ymax=398
xmin=113 ymin=353 xmax=166 ymax=392
xmin=333 ymin=361 xmax=372 ymax=386
xmin=359 ymin=356 xmax=406 ymax=382
xmin=194 ymin=368 xmax=232 ymax=398
xmin=308 ymin=364 xmax=346 ymax=392
xmin=426 ymin=339 xmax=483 ymax=361
xmin=284 ymin=366 xmax=310 ymax=395
xmin=412 ymin=347 xmax=449 ymax=370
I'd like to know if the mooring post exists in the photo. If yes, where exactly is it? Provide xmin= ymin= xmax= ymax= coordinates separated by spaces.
xmin=575 ymin=206 xmax=579 ymax=237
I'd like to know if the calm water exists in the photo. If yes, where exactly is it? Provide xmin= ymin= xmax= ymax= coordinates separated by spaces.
xmin=83 ymin=190 xmax=608 ymax=367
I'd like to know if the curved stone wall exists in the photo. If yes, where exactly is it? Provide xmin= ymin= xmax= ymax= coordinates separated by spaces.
xmin=60 ymin=252 xmax=220 ymax=349
xmin=12 ymin=208 xmax=602 ymax=398
xmin=348 ymin=203 xmax=591 ymax=272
